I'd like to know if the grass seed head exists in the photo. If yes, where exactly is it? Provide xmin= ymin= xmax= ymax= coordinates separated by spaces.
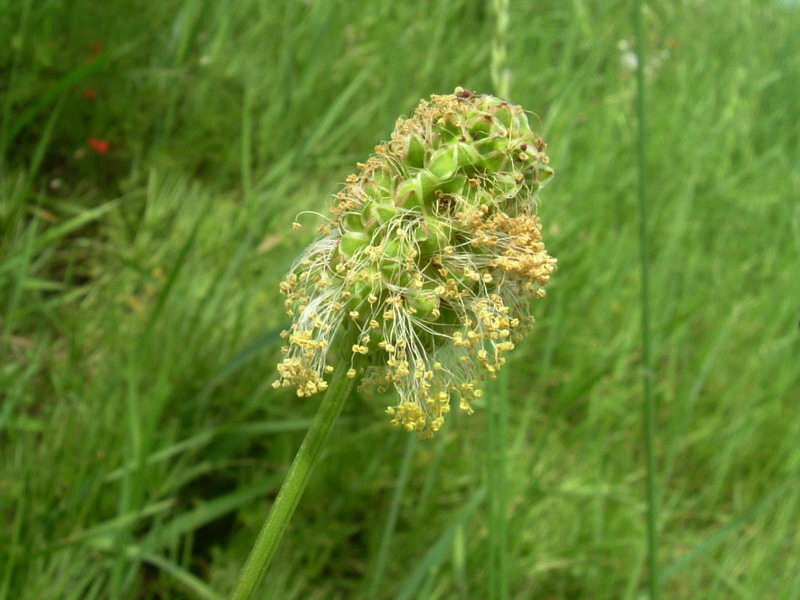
xmin=274 ymin=87 xmax=557 ymax=436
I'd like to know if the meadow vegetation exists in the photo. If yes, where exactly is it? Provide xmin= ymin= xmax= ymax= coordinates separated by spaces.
xmin=1 ymin=1 xmax=798 ymax=598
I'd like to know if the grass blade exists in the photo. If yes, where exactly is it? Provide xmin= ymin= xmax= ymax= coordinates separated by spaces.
xmin=151 ymin=481 xmax=277 ymax=546
xmin=140 ymin=551 xmax=224 ymax=600
xmin=86 ymin=539 xmax=224 ymax=600
xmin=662 ymin=483 xmax=788 ymax=582
xmin=633 ymin=1 xmax=660 ymax=597
xmin=366 ymin=435 xmax=418 ymax=598
xmin=395 ymin=488 xmax=485 ymax=600
xmin=489 ymin=0 xmax=512 ymax=595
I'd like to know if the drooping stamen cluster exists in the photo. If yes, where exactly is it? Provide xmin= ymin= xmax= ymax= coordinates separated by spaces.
xmin=274 ymin=87 xmax=557 ymax=436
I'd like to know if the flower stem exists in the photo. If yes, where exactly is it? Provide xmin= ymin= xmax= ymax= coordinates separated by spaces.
xmin=231 ymin=360 xmax=356 ymax=600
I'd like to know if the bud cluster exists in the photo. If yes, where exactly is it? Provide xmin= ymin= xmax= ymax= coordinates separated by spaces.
xmin=274 ymin=88 xmax=557 ymax=436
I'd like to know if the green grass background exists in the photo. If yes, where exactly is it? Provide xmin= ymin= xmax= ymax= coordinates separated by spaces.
xmin=2 ymin=0 xmax=799 ymax=598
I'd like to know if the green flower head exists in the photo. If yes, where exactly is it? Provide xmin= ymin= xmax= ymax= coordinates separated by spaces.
xmin=274 ymin=88 xmax=557 ymax=437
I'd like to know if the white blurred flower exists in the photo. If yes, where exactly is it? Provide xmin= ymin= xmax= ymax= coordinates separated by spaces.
xmin=618 ymin=38 xmax=670 ymax=75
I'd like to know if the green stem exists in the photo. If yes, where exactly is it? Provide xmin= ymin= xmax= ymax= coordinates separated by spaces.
xmin=490 ymin=0 xmax=511 ymax=595
xmin=487 ymin=367 xmax=510 ymax=600
xmin=633 ymin=2 xmax=660 ymax=598
xmin=230 ymin=360 xmax=356 ymax=600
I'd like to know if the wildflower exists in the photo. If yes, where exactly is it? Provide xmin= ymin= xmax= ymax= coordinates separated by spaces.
xmin=87 ymin=137 xmax=109 ymax=154
xmin=274 ymin=87 xmax=557 ymax=436
xmin=618 ymin=39 xmax=639 ymax=72
xmin=618 ymin=39 xmax=670 ymax=76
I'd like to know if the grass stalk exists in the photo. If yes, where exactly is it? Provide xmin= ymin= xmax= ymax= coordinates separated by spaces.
xmin=633 ymin=1 xmax=660 ymax=598
xmin=489 ymin=1 xmax=511 ymax=598
xmin=487 ymin=366 xmax=510 ymax=600
xmin=491 ymin=0 xmax=510 ymax=99
xmin=230 ymin=360 xmax=357 ymax=600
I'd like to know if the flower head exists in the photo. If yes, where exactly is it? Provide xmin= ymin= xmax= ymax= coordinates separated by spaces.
xmin=273 ymin=87 xmax=557 ymax=436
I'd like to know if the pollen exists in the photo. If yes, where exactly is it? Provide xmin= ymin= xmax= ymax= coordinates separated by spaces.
xmin=272 ymin=88 xmax=556 ymax=436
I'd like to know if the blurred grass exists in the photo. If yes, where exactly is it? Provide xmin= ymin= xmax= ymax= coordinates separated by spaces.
xmin=633 ymin=0 xmax=660 ymax=596
xmin=1 ymin=0 xmax=799 ymax=599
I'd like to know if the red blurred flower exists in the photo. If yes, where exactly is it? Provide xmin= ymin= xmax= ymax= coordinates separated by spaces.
xmin=85 ymin=88 xmax=97 ymax=100
xmin=87 ymin=137 xmax=109 ymax=154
